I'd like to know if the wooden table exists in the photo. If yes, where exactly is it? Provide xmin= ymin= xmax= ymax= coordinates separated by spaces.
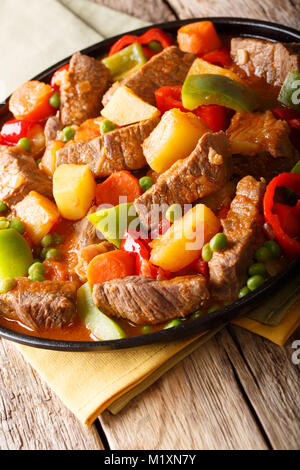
xmin=0 ymin=0 xmax=300 ymax=450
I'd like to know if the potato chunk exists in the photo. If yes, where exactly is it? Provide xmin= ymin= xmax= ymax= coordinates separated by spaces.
xmin=143 ymin=108 xmax=209 ymax=173
xmin=15 ymin=191 xmax=60 ymax=244
xmin=40 ymin=140 xmax=65 ymax=176
xmin=188 ymin=58 xmax=244 ymax=83
xmin=53 ymin=164 xmax=96 ymax=220
xmin=101 ymin=86 xmax=160 ymax=126
xmin=150 ymin=203 xmax=220 ymax=272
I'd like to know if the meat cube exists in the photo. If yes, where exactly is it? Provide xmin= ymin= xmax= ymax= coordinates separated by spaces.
xmin=0 ymin=146 xmax=52 ymax=207
xmin=102 ymin=46 xmax=195 ymax=106
xmin=208 ymin=176 xmax=266 ymax=301
xmin=44 ymin=115 xmax=62 ymax=144
xmin=227 ymin=111 xmax=297 ymax=180
xmin=231 ymin=37 xmax=300 ymax=86
xmin=92 ymin=275 xmax=210 ymax=325
xmin=0 ymin=278 xmax=77 ymax=330
xmin=134 ymin=131 xmax=232 ymax=229
xmin=60 ymin=52 xmax=110 ymax=126
xmin=56 ymin=115 xmax=160 ymax=177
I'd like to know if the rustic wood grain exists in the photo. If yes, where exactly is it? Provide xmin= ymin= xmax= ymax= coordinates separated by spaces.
xmin=219 ymin=326 xmax=300 ymax=450
xmin=99 ymin=332 xmax=268 ymax=450
xmin=0 ymin=339 xmax=104 ymax=450
xmin=168 ymin=0 xmax=300 ymax=30
xmin=91 ymin=0 xmax=176 ymax=22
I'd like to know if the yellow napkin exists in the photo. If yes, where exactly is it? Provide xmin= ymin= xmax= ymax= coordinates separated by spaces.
xmin=2 ymin=0 xmax=300 ymax=425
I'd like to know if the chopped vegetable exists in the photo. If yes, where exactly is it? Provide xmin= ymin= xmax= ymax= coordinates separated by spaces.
xmin=53 ymin=164 xmax=96 ymax=221
xmin=263 ymin=172 xmax=300 ymax=258
xmin=149 ymin=203 xmax=221 ymax=272
xmin=194 ymin=105 xmax=227 ymax=132
xmin=41 ymin=234 xmax=54 ymax=248
xmin=26 ymin=124 xmax=46 ymax=155
xmin=74 ymin=117 xmax=103 ymax=142
xmin=40 ymin=140 xmax=65 ymax=176
xmin=49 ymin=91 xmax=61 ymax=109
xmin=254 ymin=246 xmax=273 ymax=263
xmin=143 ymin=108 xmax=209 ymax=173
xmin=209 ymin=232 xmax=227 ymax=252
xmin=202 ymin=48 xmax=232 ymax=67
xmin=77 ymin=283 xmax=126 ymax=340
xmin=187 ymin=58 xmax=243 ymax=83
xmin=248 ymin=263 xmax=267 ymax=277
xmin=165 ymin=204 xmax=182 ymax=223
xmin=264 ymin=240 xmax=281 ymax=259
xmin=46 ymin=248 xmax=62 ymax=261
xmin=141 ymin=325 xmax=152 ymax=334
xmin=208 ymin=304 xmax=221 ymax=313
xmin=155 ymin=85 xmax=186 ymax=114
xmin=238 ymin=286 xmax=250 ymax=298
xmin=182 ymin=74 xmax=260 ymax=112
xmin=0 ymin=277 xmax=17 ymax=294
xmin=9 ymin=81 xmax=54 ymax=120
xmin=273 ymin=202 xmax=300 ymax=239
xmin=88 ymin=203 xmax=138 ymax=248
xmin=17 ymin=137 xmax=31 ymax=152
xmin=201 ymin=243 xmax=212 ymax=262
xmin=28 ymin=261 xmax=45 ymax=282
xmin=278 ymin=71 xmax=300 ymax=111
xmin=95 ymin=170 xmax=142 ymax=207
xmin=107 ymin=28 xmax=172 ymax=58
xmin=191 ymin=258 xmax=209 ymax=277
xmin=164 ymin=319 xmax=182 ymax=329
xmin=87 ymin=250 xmax=135 ymax=286
xmin=0 ymin=229 xmax=33 ymax=280
xmin=103 ymin=42 xmax=147 ymax=81
xmin=0 ymin=119 xmax=36 ymax=146
xmin=50 ymin=64 xmax=69 ymax=91
xmin=0 ymin=218 xmax=9 ymax=229
xmin=148 ymin=40 xmax=162 ymax=52
xmin=291 ymin=160 xmax=300 ymax=173
xmin=9 ymin=219 xmax=25 ymax=234
xmin=0 ymin=202 xmax=8 ymax=213
xmin=61 ymin=126 xmax=75 ymax=142
xmin=100 ymin=119 xmax=116 ymax=134
xmin=177 ymin=21 xmax=221 ymax=55
xmin=139 ymin=176 xmax=154 ymax=192
xmin=14 ymin=191 xmax=60 ymax=244
xmin=101 ymin=86 xmax=160 ymax=126
xmin=247 ymin=274 xmax=265 ymax=291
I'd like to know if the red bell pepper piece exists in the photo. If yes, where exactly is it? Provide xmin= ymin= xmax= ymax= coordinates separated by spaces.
xmin=0 ymin=119 xmax=37 ymax=145
xmin=139 ymin=28 xmax=173 ymax=49
xmin=272 ymin=107 xmax=300 ymax=121
xmin=155 ymin=85 xmax=186 ymax=113
xmin=288 ymin=118 xmax=300 ymax=131
xmin=108 ymin=34 xmax=140 ymax=56
xmin=263 ymin=172 xmax=300 ymax=259
xmin=195 ymin=105 xmax=227 ymax=132
xmin=50 ymin=64 xmax=69 ymax=91
xmin=202 ymin=48 xmax=232 ymax=67
xmin=273 ymin=202 xmax=300 ymax=239
xmin=191 ymin=258 xmax=209 ymax=277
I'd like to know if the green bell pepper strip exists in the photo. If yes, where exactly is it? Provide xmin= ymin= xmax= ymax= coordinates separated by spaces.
xmin=88 ymin=202 xmax=139 ymax=248
xmin=291 ymin=159 xmax=300 ymax=173
xmin=278 ymin=71 xmax=300 ymax=111
xmin=182 ymin=74 xmax=260 ymax=112
xmin=0 ymin=229 xmax=33 ymax=280
xmin=77 ymin=283 xmax=126 ymax=340
xmin=102 ymin=42 xmax=147 ymax=82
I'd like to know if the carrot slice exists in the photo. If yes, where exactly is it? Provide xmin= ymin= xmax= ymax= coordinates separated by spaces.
xmin=177 ymin=21 xmax=222 ymax=55
xmin=87 ymin=250 xmax=135 ymax=285
xmin=9 ymin=81 xmax=55 ymax=121
xmin=95 ymin=170 xmax=142 ymax=206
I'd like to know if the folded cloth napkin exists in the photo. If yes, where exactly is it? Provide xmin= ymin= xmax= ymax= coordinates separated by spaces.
xmin=1 ymin=0 xmax=299 ymax=425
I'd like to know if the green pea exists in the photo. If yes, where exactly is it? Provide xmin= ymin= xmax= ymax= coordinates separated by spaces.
xmin=53 ymin=234 xmax=63 ymax=245
xmin=49 ymin=91 xmax=60 ymax=109
xmin=28 ymin=262 xmax=44 ymax=277
xmin=191 ymin=310 xmax=202 ymax=320
xmin=28 ymin=273 xmax=45 ymax=282
xmin=45 ymin=248 xmax=62 ymax=261
xmin=100 ymin=119 xmax=116 ymax=134
xmin=0 ymin=220 xmax=9 ymax=229
xmin=209 ymin=232 xmax=227 ymax=252
xmin=141 ymin=325 xmax=152 ymax=334
xmin=62 ymin=126 xmax=75 ymax=142
xmin=41 ymin=234 xmax=53 ymax=248
xmin=208 ymin=304 xmax=221 ymax=313
xmin=9 ymin=219 xmax=25 ymax=234
xmin=201 ymin=243 xmax=212 ymax=262
xmin=0 ymin=277 xmax=16 ymax=294
xmin=264 ymin=240 xmax=281 ymax=259
xmin=148 ymin=40 xmax=163 ymax=51
xmin=0 ymin=201 xmax=8 ymax=213
xmin=238 ymin=286 xmax=250 ymax=299
xmin=248 ymin=262 xmax=267 ymax=277
xmin=139 ymin=176 xmax=153 ymax=192
xmin=254 ymin=246 xmax=272 ymax=263
xmin=165 ymin=203 xmax=182 ymax=223
xmin=247 ymin=274 xmax=265 ymax=291
xmin=41 ymin=247 xmax=49 ymax=260
xmin=164 ymin=319 xmax=182 ymax=329
xmin=18 ymin=137 xmax=31 ymax=152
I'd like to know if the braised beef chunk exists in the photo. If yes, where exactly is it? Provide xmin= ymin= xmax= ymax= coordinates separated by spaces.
xmin=208 ymin=176 xmax=266 ymax=301
xmin=92 ymin=275 xmax=210 ymax=325
xmin=0 ymin=278 xmax=77 ymax=330
xmin=44 ymin=115 xmax=62 ymax=143
xmin=102 ymin=46 xmax=195 ymax=106
xmin=60 ymin=52 xmax=110 ymax=126
xmin=0 ymin=146 xmax=52 ymax=207
xmin=135 ymin=131 xmax=232 ymax=229
xmin=56 ymin=115 xmax=160 ymax=177
xmin=227 ymin=111 xmax=297 ymax=180
xmin=231 ymin=38 xmax=300 ymax=86
xmin=74 ymin=206 xmax=99 ymax=249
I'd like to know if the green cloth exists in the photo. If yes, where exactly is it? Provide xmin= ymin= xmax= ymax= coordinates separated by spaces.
xmin=0 ymin=0 xmax=148 ymax=101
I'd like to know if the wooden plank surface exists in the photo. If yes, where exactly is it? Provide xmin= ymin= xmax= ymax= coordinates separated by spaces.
xmin=0 ymin=339 xmax=104 ymax=450
xmin=91 ymin=0 xmax=176 ymax=22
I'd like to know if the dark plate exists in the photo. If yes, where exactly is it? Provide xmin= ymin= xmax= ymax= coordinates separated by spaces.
xmin=0 ymin=17 xmax=299 ymax=351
